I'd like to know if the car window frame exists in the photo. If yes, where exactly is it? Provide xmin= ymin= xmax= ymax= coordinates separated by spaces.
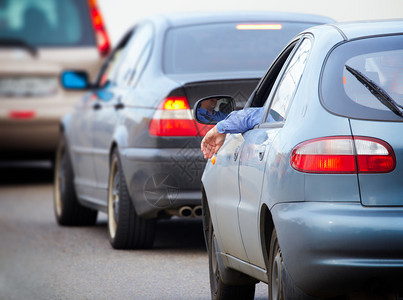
xmin=258 ymin=34 xmax=313 ymax=128
xmin=126 ymin=22 xmax=155 ymax=88
xmin=114 ymin=22 xmax=154 ymax=88
xmin=245 ymin=39 xmax=299 ymax=110
xmin=93 ymin=27 xmax=135 ymax=89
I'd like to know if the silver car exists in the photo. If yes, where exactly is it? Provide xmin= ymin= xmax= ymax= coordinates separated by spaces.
xmin=195 ymin=20 xmax=403 ymax=299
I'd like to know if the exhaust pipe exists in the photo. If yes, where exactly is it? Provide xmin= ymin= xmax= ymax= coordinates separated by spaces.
xmin=192 ymin=205 xmax=203 ymax=218
xmin=179 ymin=206 xmax=193 ymax=218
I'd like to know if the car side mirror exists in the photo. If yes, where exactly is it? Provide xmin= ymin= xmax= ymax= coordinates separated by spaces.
xmin=61 ymin=70 xmax=90 ymax=90
xmin=193 ymin=95 xmax=235 ymax=125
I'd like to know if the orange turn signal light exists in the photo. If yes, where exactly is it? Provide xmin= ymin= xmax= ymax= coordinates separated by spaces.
xmin=211 ymin=156 xmax=216 ymax=165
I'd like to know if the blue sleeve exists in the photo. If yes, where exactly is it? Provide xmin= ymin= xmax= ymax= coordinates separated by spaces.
xmin=197 ymin=108 xmax=212 ymax=123
xmin=216 ymin=107 xmax=264 ymax=134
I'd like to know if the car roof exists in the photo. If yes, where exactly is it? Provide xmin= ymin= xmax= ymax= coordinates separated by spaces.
xmin=145 ymin=11 xmax=335 ymax=28
xmin=329 ymin=19 xmax=403 ymax=41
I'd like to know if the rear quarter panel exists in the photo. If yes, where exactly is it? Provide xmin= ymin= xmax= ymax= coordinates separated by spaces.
xmin=350 ymin=120 xmax=403 ymax=206
xmin=259 ymin=27 xmax=362 ymax=288
xmin=261 ymin=27 xmax=358 ymax=209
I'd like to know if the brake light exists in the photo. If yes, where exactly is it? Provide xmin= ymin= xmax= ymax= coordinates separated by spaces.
xmin=236 ymin=24 xmax=282 ymax=30
xmin=88 ymin=0 xmax=110 ymax=57
xmin=9 ymin=110 xmax=36 ymax=119
xmin=149 ymin=96 xmax=213 ymax=136
xmin=355 ymin=138 xmax=395 ymax=172
xmin=290 ymin=136 xmax=395 ymax=174
xmin=158 ymin=97 xmax=189 ymax=110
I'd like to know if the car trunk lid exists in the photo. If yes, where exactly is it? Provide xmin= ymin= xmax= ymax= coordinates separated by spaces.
xmin=183 ymin=77 xmax=259 ymax=109
xmin=166 ymin=72 xmax=262 ymax=108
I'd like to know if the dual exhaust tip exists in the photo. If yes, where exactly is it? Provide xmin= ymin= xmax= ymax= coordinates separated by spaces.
xmin=178 ymin=205 xmax=202 ymax=218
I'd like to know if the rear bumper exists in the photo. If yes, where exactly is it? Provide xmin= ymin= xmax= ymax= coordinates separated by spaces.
xmin=0 ymin=97 xmax=79 ymax=154
xmin=0 ymin=119 xmax=60 ymax=156
xmin=272 ymin=202 xmax=403 ymax=297
xmin=120 ymin=147 xmax=206 ymax=218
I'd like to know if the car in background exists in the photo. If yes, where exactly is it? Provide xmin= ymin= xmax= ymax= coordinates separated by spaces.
xmin=194 ymin=19 xmax=403 ymax=299
xmin=53 ymin=12 xmax=334 ymax=250
xmin=0 ymin=0 xmax=110 ymax=161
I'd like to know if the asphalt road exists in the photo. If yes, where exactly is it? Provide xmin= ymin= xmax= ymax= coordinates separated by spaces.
xmin=0 ymin=162 xmax=267 ymax=300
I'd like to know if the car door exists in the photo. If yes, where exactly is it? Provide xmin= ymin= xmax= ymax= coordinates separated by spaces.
xmin=82 ymin=30 xmax=134 ymax=204
xmin=68 ymin=91 xmax=99 ymax=194
xmin=91 ymin=23 xmax=154 ymax=202
xmin=67 ymin=28 xmax=133 ymax=205
xmin=89 ymin=83 xmax=123 ymax=203
xmin=238 ymin=37 xmax=313 ymax=268
xmin=206 ymin=132 xmax=248 ymax=261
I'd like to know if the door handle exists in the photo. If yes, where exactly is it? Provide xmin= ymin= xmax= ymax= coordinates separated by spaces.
xmin=258 ymin=145 xmax=266 ymax=161
xmin=114 ymin=96 xmax=124 ymax=110
xmin=114 ymin=102 xmax=124 ymax=110
xmin=233 ymin=146 xmax=240 ymax=161
xmin=93 ymin=102 xmax=101 ymax=110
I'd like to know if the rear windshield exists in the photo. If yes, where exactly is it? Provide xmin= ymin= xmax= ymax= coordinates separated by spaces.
xmin=321 ymin=35 xmax=403 ymax=121
xmin=163 ymin=22 xmax=319 ymax=74
xmin=0 ymin=0 xmax=95 ymax=46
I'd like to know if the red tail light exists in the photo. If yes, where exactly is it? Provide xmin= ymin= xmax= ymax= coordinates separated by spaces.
xmin=88 ymin=0 xmax=110 ymax=57
xmin=9 ymin=110 xmax=36 ymax=119
xmin=149 ymin=96 xmax=213 ymax=136
xmin=290 ymin=136 xmax=395 ymax=174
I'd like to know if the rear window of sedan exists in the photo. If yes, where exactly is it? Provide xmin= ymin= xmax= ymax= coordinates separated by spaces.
xmin=163 ymin=22 xmax=319 ymax=74
xmin=321 ymin=34 xmax=403 ymax=121
xmin=0 ymin=0 xmax=95 ymax=46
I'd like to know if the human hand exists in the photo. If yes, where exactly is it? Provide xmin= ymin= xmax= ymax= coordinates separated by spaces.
xmin=201 ymin=126 xmax=226 ymax=159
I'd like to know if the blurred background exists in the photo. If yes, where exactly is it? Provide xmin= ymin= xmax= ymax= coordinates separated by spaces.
xmin=98 ymin=0 xmax=403 ymax=46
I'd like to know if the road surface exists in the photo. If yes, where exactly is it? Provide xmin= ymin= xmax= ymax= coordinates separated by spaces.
xmin=0 ymin=163 xmax=267 ymax=299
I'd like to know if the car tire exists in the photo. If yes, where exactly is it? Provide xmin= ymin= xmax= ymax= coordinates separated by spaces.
xmin=53 ymin=135 xmax=98 ymax=226
xmin=207 ymin=206 xmax=255 ymax=300
xmin=108 ymin=149 xmax=156 ymax=250
xmin=269 ymin=228 xmax=316 ymax=300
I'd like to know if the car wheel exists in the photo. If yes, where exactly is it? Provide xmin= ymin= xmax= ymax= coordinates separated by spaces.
xmin=207 ymin=207 xmax=255 ymax=300
xmin=108 ymin=149 xmax=156 ymax=249
xmin=53 ymin=135 xmax=98 ymax=226
xmin=269 ymin=229 xmax=315 ymax=300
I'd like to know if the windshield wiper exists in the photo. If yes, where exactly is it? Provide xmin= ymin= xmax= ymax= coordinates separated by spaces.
xmin=0 ymin=38 xmax=37 ymax=57
xmin=345 ymin=64 xmax=403 ymax=118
